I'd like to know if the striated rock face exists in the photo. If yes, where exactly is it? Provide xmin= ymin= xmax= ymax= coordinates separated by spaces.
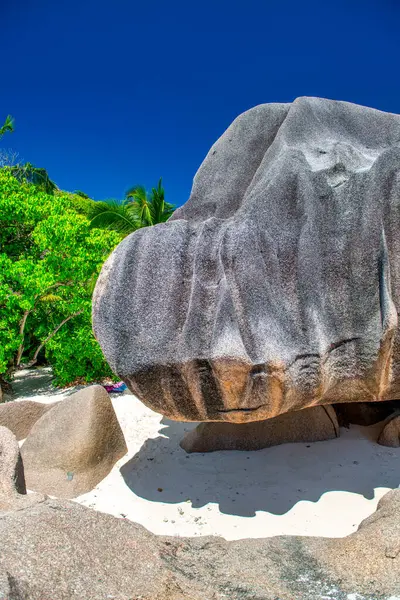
xmin=93 ymin=97 xmax=400 ymax=423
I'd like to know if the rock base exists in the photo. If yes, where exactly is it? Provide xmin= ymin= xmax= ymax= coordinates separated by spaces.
xmin=180 ymin=405 xmax=339 ymax=453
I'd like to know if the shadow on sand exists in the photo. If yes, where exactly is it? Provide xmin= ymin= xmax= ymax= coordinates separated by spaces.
xmin=120 ymin=416 xmax=400 ymax=518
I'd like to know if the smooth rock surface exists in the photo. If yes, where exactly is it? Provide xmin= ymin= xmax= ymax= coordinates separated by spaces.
xmin=180 ymin=404 xmax=339 ymax=452
xmin=93 ymin=97 xmax=400 ymax=423
xmin=0 ymin=486 xmax=399 ymax=598
xmin=0 ymin=400 xmax=55 ymax=440
xmin=378 ymin=414 xmax=400 ymax=447
xmin=21 ymin=386 xmax=127 ymax=498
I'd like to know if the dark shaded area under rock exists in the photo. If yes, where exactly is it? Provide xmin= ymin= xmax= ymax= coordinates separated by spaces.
xmin=334 ymin=400 xmax=398 ymax=427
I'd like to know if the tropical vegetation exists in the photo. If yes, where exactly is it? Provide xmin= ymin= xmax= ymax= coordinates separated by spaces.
xmin=0 ymin=114 xmax=175 ymax=392
xmin=0 ymin=169 xmax=121 ymax=387
xmin=0 ymin=115 xmax=14 ymax=139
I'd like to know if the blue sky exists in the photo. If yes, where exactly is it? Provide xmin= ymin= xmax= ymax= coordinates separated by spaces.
xmin=2 ymin=0 xmax=399 ymax=207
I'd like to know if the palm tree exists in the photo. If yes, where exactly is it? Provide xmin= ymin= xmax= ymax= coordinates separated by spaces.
xmin=0 ymin=115 xmax=14 ymax=139
xmin=89 ymin=178 xmax=175 ymax=235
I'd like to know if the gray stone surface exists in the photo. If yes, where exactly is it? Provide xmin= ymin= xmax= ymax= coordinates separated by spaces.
xmin=0 ymin=483 xmax=399 ymax=599
xmin=0 ymin=426 xmax=44 ymax=512
xmin=0 ymin=400 xmax=55 ymax=441
xmin=21 ymin=386 xmax=127 ymax=498
xmin=93 ymin=97 xmax=400 ymax=422
xmin=378 ymin=414 xmax=400 ymax=447
xmin=180 ymin=404 xmax=339 ymax=452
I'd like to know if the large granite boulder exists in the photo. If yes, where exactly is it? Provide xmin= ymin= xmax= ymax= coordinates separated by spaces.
xmin=93 ymin=97 xmax=400 ymax=423
xmin=20 ymin=385 xmax=127 ymax=498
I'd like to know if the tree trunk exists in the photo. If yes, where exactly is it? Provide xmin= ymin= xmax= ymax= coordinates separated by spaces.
xmin=25 ymin=310 xmax=84 ymax=368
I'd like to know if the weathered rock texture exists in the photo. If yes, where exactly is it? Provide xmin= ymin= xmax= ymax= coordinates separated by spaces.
xmin=378 ymin=414 xmax=400 ymax=447
xmin=93 ymin=97 xmax=400 ymax=423
xmin=181 ymin=404 xmax=339 ymax=452
xmin=0 ymin=475 xmax=399 ymax=598
xmin=20 ymin=386 xmax=127 ymax=498
xmin=0 ymin=400 xmax=55 ymax=440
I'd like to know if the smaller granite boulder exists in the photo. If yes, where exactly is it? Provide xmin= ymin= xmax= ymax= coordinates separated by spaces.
xmin=21 ymin=386 xmax=128 ymax=498
xmin=377 ymin=415 xmax=400 ymax=448
xmin=180 ymin=405 xmax=339 ymax=453
xmin=0 ymin=400 xmax=56 ymax=440
xmin=0 ymin=426 xmax=44 ymax=511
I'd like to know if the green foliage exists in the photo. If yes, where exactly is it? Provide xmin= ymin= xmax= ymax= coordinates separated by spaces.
xmin=89 ymin=178 xmax=175 ymax=235
xmin=60 ymin=190 xmax=97 ymax=217
xmin=10 ymin=162 xmax=57 ymax=195
xmin=0 ymin=169 xmax=121 ymax=385
xmin=0 ymin=115 xmax=14 ymax=139
xmin=75 ymin=190 xmax=90 ymax=199
xmin=89 ymin=199 xmax=139 ymax=235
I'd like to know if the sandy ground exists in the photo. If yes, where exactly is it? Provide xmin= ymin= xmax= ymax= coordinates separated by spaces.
xmin=12 ymin=368 xmax=400 ymax=541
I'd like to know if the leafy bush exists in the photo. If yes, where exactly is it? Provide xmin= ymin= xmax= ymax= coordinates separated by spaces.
xmin=61 ymin=190 xmax=97 ymax=217
xmin=0 ymin=169 xmax=121 ymax=385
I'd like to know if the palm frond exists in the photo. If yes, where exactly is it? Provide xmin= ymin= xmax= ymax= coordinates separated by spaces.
xmin=125 ymin=185 xmax=147 ymax=202
xmin=0 ymin=115 xmax=14 ymax=138
xmin=149 ymin=178 xmax=175 ymax=224
xmin=89 ymin=200 xmax=139 ymax=235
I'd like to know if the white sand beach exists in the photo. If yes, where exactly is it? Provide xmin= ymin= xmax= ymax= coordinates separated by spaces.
xmin=13 ymin=368 xmax=400 ymax=541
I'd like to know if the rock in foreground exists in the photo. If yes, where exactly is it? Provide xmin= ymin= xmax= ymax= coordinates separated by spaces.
xmin=0 ymin=425 xmax=399 ymax=599
xmin=93 ymin=97 xmax=400 ymax=422
xmin=20 ymin=385 xmax=127 ymax=498
xmin=0 ymin=472 xmax=399 ymax=599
